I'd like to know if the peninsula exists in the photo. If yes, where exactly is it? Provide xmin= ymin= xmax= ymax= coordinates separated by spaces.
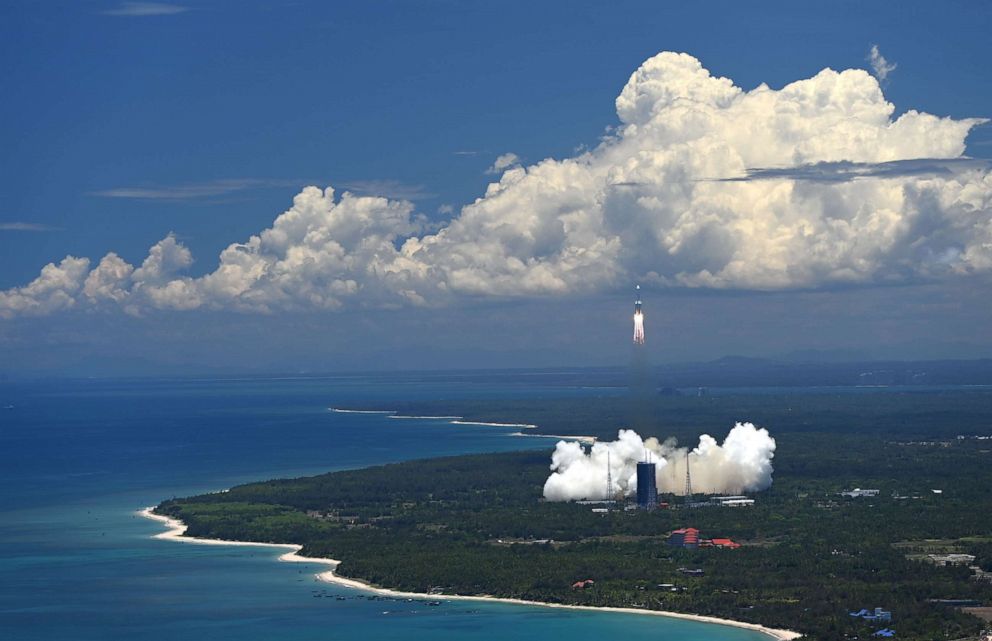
xmin=148 ymin=390 xmax=992 ymax=641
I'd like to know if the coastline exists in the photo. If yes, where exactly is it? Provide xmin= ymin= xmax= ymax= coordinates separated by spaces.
xmin=139 ymin=508 xmax=801 ymax=641
xmin=450 ymin=419 xmax=537 ymax=429
xmin=330 ymin=408 xmax=538 ymax=430
xmin=140 ymin=507 xmax=341 ymax=567
xmin=511 ymin=431 xmax=597 ymax=444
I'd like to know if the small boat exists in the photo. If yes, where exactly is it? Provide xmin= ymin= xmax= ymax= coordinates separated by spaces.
xmin=427 ymin=601 xmax=441 ymax=606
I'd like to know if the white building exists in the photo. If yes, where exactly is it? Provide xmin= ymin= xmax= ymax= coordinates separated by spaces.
xmin=841 ymin=488 xmax=880 ymax=498
xmin=712 ymin=496 xmax=755 ymax=507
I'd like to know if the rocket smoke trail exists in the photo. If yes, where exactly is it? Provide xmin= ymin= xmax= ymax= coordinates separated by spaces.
xmin=633 ymin=285 xmax=645 ymax=345
xmin=628 ymin=284 xmax=652 ymax=430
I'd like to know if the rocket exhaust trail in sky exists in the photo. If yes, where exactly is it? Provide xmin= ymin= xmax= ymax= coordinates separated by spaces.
xmin=633 ymin=285 xmax=645 ymax=345
xmin=629 ymin=284 xmax=650 ymax=429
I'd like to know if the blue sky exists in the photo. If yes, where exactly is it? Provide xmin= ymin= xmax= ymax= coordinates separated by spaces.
xmin=1 ymin=1 xmax=991 ymax=374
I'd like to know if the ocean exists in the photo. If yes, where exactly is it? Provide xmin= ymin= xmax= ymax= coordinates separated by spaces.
xmin=0 ymin=375 xmax=769 ymax=641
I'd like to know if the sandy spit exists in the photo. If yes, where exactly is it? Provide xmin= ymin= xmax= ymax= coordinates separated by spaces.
xmin=139 ymin=508 xmax=801 ymax=641
xmin=329 ymin=409 xmax=539 ymax=430
xmin=328 ymin=408 xmax=396 ymax=414
xmin=449 ymin=420 xmax=538 ymax=429
xmin=511 ymin=432 xmax=597 ymax=444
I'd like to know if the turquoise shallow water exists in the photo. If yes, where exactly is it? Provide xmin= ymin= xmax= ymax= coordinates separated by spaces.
xmin=0 ymin=376 xmax=769 ymax=641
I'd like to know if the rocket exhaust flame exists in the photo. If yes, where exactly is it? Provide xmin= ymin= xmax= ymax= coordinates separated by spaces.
xmin=632 ymin=285 xmax=645 ymax=345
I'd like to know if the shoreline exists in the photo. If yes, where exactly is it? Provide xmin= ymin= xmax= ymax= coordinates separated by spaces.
xmin=140 ymin=507 xmax=341 ymax=566
xmin=450 ymin=419 xmax=537 ymax=429
xmin=511 ymin=431 xmax=597 ymax=444
xmin=330 ymin=408 xmax=538 ymax=430
xmin=138 ymin=508 xmax=800 ymax=641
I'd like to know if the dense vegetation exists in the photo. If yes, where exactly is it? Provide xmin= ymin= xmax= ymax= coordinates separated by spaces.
xmin=156 ymin=389 xmax=992 ymax=640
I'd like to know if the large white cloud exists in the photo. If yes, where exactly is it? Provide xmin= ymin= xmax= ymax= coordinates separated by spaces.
xmin=0 ymin=257 xmax=90 ymax=318
xmin=2 ymin=51 xmax=990 ymax=318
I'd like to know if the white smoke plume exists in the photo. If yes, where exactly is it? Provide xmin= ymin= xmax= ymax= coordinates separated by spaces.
xmin=542 ymin=422 xmax=776 ymax=501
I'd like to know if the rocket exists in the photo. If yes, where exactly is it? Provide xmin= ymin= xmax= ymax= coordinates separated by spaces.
xmin=633 ymin=285 xmax=645 ymax=345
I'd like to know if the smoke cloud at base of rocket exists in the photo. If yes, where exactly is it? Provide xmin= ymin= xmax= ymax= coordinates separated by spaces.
xmin=542 ymin=423 xmax=776 ymax=501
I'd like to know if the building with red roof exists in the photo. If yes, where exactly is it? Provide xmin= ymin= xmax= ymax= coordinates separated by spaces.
xmin=667 ymin=527 xmax=700 ymax=549
xmin=709 ymin=538 xmax=741 ymax=549
xmin=668 ymin=528 xmax=740 ymax=550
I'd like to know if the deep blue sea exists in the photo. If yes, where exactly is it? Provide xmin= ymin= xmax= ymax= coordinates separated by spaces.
xmin=0 ymin=375 xmax=771 ymax=641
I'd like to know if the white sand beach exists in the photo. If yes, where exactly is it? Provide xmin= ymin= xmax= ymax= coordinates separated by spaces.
xmin=450 ymin=420 xmax=538 ymax=429
xmin=139 ymin=508 xmax=801 ymax=641
xmin=329 ymin=409 xmax=539 ymax=430
xmin=511 ymin=431 xmax=597 ymax=444
xmin=329 ymin=408 xmax=396 ymax=414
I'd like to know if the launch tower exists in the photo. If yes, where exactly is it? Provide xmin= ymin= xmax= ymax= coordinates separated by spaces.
xmin=684 ymin=450 xmax=694 ymax=504
xmin=606 ymin=451 xmax=614 ymax=505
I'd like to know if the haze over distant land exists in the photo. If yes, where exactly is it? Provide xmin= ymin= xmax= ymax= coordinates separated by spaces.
xmin=1 ymin=3 xmax=990 ymax=374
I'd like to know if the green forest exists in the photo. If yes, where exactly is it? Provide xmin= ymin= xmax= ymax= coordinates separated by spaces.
xmin=156 ymin=389 xmax=992 ymax=640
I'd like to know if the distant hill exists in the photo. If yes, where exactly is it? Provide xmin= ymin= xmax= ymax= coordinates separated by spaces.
xmin=653 ymin=357 xmax=992 ymax=388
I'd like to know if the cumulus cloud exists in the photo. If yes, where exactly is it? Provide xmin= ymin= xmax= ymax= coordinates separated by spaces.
xmin=2 ymin=51 xmax=990 ymax=318
xmin=868 ymin=44 xmax=897 ymax=81
xmin=83 ymin=254 xmax=134 ymax=303
xmin=0 ymin=257 xmax=90 ymax=319
xmin=131 ymin=234 xmax=192 ymax=283
xmin=486 ymin=153 xmax=521 ymax=174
